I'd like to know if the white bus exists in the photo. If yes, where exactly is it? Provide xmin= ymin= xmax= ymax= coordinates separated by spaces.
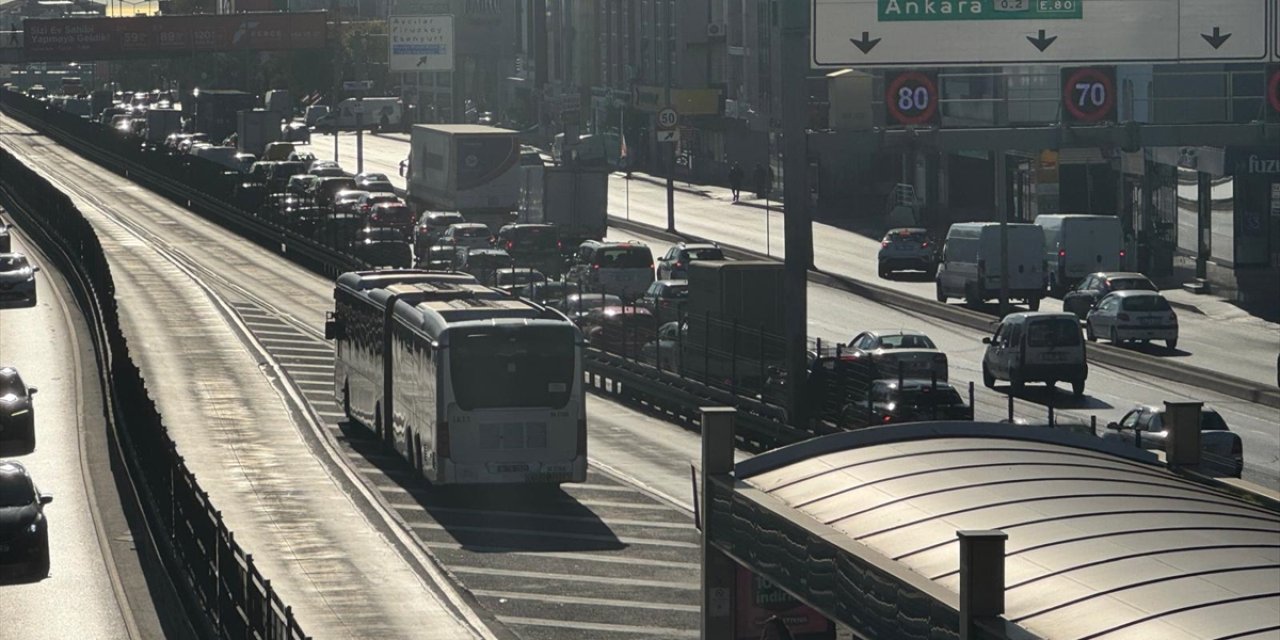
xmin=327 ymin=269 xmax=587 ymax=485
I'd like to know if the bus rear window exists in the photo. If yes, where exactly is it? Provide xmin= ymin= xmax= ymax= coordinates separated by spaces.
xmin=1027 ymin=318 xmax=1082 ymax=347
xmin=450 ymin=327 xmax=575 ymax=410
xmin=594 ymin=247 xmax=652 ymax=268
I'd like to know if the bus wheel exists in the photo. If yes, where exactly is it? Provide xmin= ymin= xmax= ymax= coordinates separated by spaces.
xmin=342 ymin=381 xmax=352 ymax=419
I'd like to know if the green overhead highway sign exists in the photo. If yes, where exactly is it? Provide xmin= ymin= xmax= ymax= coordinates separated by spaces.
xmin=878 ymin=0 xmax=1082 ymax=22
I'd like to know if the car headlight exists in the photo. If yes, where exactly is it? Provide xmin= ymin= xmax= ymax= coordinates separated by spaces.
xmin=27 ymin=522 xmax=38 ymax=534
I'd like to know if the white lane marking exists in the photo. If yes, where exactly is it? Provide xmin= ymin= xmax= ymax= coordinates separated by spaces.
xmin=450 ymin=566 xmax=699 ymax=590
xmin=393 ymin=505 xmax=692 ymax=530
xmin=475 ymin=590 xmax=699 ymax=613
xmin=496 ymin=616 xmax=698 ymax=637
xmin=424 ymin=542 xmax=699 ymax=570
xmin=409 ymin=522 xmax=698 ymax=549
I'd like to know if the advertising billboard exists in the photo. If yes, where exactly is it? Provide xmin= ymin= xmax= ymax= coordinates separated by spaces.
xmin=22 ymin=12 xmax=327 ymax=61
xmin=389 ymin=15 xmax=453 ymax=72
xmin=734 ymin=566 xmax=834 ymax=640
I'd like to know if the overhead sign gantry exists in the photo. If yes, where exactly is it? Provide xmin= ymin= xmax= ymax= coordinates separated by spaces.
xmin=813 ymin=0 xmax=1277 ymax=67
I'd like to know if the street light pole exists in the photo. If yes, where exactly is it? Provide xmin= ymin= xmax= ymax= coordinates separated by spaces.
xmin=780 ymin=0 xmax=813 ymax=424
xmin=663 ymin=2 xmax=675 ymax=232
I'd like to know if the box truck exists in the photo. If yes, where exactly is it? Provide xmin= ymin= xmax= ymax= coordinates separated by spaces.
xmin=406 ymin=124 xmax=522 ymax=231
xmin=1034 ymin=214 xmax=1124 ymax=294
xmin=518 ymin=164 xmax=608 ymax=248
xmin=236 ymin=109 xmax=283 ymax=157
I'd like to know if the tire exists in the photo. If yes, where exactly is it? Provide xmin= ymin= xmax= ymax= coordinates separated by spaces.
xmin=1086 ymin=321 xmax=1097 ymax=342
xmin=926 ymin=265 xmax=938 ymax=279
xmin=32 ymin=539 xmax=49 ymax=578
xmin=1028 ymin=297 xmax=1041 ymax=311
xmin=342 ymin=381 xmax=352 ymax=419
xmin=982 ymin=362 xmax=995 ymax=389
xmin=878 ymin=265 xmax=889 ymax=279
xmin=1166 ymin=338 xmax=1178 ymax=350
xmin=1009 ymin=371 xmax=1024 ymax=394
xmin=1110 ymin=326 xmax=1121 ymax=345
xmin=1071 ymin=379 xmax=1085 ymax=397
xmin=964 ymin=284 xmax=979 ymax=309
xmin=935 ymin=281 xmax=947 ymax=303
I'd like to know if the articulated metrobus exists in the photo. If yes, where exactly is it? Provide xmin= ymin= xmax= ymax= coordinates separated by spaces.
xmin=328 ymin=269 xmax=587 ymax=485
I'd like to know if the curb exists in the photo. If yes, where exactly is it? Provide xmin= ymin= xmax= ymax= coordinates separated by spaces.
xmin=608 ymin=215 xmax=1280 ymax=410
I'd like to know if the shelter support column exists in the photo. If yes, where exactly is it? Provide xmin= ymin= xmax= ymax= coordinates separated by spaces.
xmin=700 ymin=407 xmax=736 ymax=640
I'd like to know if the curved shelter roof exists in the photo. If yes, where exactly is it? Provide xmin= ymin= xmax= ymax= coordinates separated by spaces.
xmin=724 ymin=423 xmax=1280 ymax=640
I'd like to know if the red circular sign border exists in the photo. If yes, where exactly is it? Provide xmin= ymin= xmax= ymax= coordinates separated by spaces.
xmin=1267 ymin=67 xmax=1280 ymax=115
xmin=886 ymin=71 xmax=939 ymax=127
xmin=1062 ymin=67 xmax=1116 ymax=124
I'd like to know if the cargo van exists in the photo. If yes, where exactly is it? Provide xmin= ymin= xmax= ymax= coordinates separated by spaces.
xmin=936 ymin=222 xmax=1045 ymax=309
xmin=982 ymin=312 xmax=1087 ymax=396
xmin=1034 ymin=214 xmax=1124 ymax=294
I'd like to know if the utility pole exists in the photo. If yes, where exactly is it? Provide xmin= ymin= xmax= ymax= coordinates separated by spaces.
xmin=331 ymin=0 xmax=342 ymax=165
xmin=664 ymin=1 xmax=675 ymax=232
xmin=780 ymin=1 xmax=813 ymax=424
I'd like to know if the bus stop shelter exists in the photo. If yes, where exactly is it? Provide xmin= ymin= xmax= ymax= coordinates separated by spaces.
xmin=697 ymin=412 xmax=1280 ymax=640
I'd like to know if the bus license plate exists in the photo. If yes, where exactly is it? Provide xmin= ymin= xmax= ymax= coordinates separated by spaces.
xmin=527 ymin=471 xmax=573 ymax=483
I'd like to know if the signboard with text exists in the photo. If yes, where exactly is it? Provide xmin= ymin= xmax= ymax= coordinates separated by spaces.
xmin=734 ymin=566 xmax=834 ymax=640
xmin=22 ymin=12 xmax=327 ymax=61
xmin=813 ymin=0 xmax=1275 ymax=67
xmin=389 ymin=15 xmax=454 ymax=72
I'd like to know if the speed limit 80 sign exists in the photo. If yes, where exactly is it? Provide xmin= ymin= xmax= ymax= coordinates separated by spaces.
xmin=884 ymin=70 xmax=940 ymax=127
xmin=1061 ymin=66 xmax=1117 ymax=124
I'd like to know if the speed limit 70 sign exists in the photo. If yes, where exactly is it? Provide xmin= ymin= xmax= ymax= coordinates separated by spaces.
xmin=1061 ymin=66 xmax=1117 ymax=124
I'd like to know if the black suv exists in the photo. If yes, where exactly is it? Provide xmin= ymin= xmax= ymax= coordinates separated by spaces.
xmin=495 ymin=224 xmax=562 ymax=277
xmin=0 ymin=461 xmax=53 ymax=577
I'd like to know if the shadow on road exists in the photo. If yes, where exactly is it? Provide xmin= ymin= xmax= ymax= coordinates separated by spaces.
xmin=335 ymin=419 xmax=626 ymax=554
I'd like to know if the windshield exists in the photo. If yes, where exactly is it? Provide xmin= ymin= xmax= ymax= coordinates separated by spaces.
xmin=596 ymin=247 xmax=652 ymax=268
xmin=0 ymin=256 xmax=30 ymax=271
xmin=0 ymin=474 xmax=33 ymax=507
xmin=1027 ymin=318 xmax=1082 ymax=347
xmin=509 ymin=227 xmax=559 ymax=249
xmin=886 ymin=231 xmax=928 ymax=243
xmin=1109 ymin=278 xmax=1157 ymax=292
xmin=683 ymin=247 xmax=724 ymax=260
xmin=1121 ymin=295 xmax=1171 ymax=312
xmin=428 ymin=214 xmax=464 ymax=227
xmin=898 ymin=387 xmax=964 ymax=406
xmin=456 ymin=227 xmax=487 ymax=238
xmin=450 ymin=326 xmax=576 ymax=409
xmin=663 ymin=284 xmax=689 ymax=298
xmin=877 ymin=333 xmax=936 ymax=349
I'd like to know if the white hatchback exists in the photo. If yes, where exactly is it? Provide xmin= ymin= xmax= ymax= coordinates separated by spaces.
xmin=1086 ymin=290 xmax=1178 ymax=350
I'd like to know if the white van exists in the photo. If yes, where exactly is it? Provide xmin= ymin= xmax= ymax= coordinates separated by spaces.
xmin=936 ymin=222 xmax=1045 ymax=309
xmin=1034 ymin=214 xmax=1123 ymax=294
xmin=982 ymin=312 xmax=1087 ymax=396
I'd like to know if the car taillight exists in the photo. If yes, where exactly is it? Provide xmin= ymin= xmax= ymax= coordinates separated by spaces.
xmin=881 ymin=240 xmax=889 ymax=248
xmin=649 ymin=263 xmax=655 ymax=270
xmin=577 ymin=417 xmax=587 ymax=457
xmin=882 ymin=414 xmax=893 ymax=423
xmin=506 ymin=241 xmax=514 ymax=250
xmin=419 ymin=225 xmax=430 ymax=232
xmin=1118 ymin=313 xmax=1130 ymax=322
xmin=438 ymin=420 xmax=450 ymax=458
xmin=557 ymin=240 xmax=563 ymax=250
xmin=1119 ymin=250 xmax=1126 ymax=258
xmin=592 ymin=264 xmax=600 ymax=270
xmin=371 ymin=212 xmax=380 ymax=222
xmin=674 ymin=261 xmax=683 ymax=269
xmin=920 ymin=241 xmax=929 ymax=248
xmin=1058 ymin=249 xmax=1066 ymax=257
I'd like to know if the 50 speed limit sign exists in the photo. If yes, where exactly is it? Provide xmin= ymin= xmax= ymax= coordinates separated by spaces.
xmin=657 ymin=107 xmax=679 ymax=129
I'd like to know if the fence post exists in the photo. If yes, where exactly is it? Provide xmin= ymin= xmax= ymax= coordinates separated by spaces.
xmin=969 ymin=381 xmax=976 ymax=420
xmin=1090 ymin=414 xmax=1097 ymax=436
xmin=1047 ymin=391 xmax=1055 ymax=427
xmin=1007 ymin=394 xmax=1014 ymax=422
xmin=758 ymin=325 xmax=765 ymax=394
xmin=703 ymin=311 xmax=710 ymax=386
xmin=730 ymin=320 xmax=738 ymax=394
xmin=213 ymin=510 xmax=224 ymax=637
xmin=931 ymin=369 xmax=938 ymax=421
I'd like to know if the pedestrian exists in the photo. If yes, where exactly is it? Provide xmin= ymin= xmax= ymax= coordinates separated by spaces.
xmin=758 ymin=616 xmax=794 ymax=640
xmin=728 ymin=161 xmax=744 ymax=202
xmin=753 ymin=162 xmax=768 ymax=200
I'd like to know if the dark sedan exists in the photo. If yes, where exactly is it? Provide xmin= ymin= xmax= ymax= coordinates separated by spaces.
xmin=0 ymin=367 xmax=37 ymax=452
xmin=1061 ymin=271 xmax=1157 ymax=319
xmin=0 ymin=461 xmax=53 ymax=577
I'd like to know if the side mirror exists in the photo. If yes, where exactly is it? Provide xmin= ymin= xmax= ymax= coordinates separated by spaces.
xmin=39 ymin=494 xmax=53 ymax=505
xmin=1106 ymin=421 xmax=1121 ymax=431
xmin=981 ymin=337 xmax=992 ymax=345
xmin=31 ymin=266 xmax=40 ymax=273
xmin=323 ymin=312 xmax=342 ymax=341
xmin=27 ymin=386 xmax=37 ymax=395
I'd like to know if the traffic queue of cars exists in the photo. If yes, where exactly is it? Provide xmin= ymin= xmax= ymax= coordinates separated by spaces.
xmin=0 ymin=229 xmax=51 ymax=579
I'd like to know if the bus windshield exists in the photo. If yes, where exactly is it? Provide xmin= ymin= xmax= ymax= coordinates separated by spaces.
xmin=450 ymin=326 xmax=575 ymax=410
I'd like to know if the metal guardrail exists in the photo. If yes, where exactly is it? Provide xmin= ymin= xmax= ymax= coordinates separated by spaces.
xmin=0 ymin=116 xmax=308 ymax=639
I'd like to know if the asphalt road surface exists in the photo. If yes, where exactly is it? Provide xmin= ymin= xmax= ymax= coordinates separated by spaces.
xmin=0 ymin=225 xmax=175 ymax=639
xmin=1 ymin=118 xmax=750 ymax=639
xmin=0 ymin=116 xmax=494 ymax=640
